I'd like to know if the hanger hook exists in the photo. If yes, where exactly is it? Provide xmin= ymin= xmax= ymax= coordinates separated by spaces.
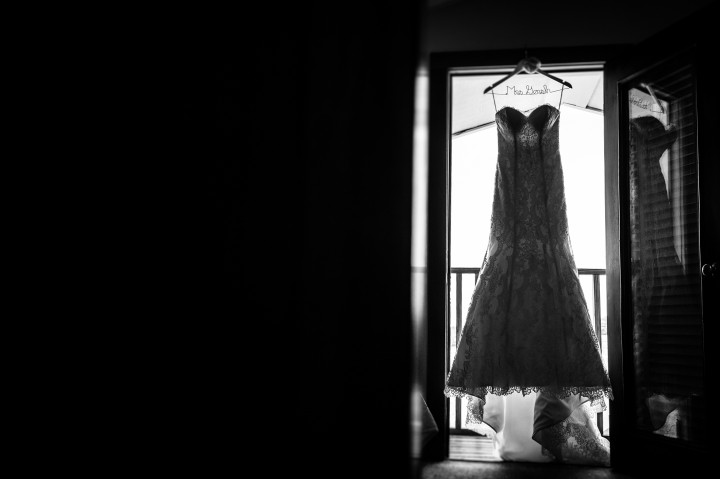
xmin=518 ymin=56 xmax=541 ymax=74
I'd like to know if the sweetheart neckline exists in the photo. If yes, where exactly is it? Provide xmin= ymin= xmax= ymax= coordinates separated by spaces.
xmin=495 ymin=104 xmax=560 ymax=133
xmin=495 ymin=104 xmax=559 ymax=117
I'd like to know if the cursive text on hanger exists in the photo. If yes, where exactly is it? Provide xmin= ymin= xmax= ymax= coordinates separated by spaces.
xmin=506 ymin=85 xmax=556 ymax=95
xmin=629 ymin=95 xmax=651 ymax=110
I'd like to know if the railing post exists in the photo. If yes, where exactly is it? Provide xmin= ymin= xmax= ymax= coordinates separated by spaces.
xmin=455 ymin=273 xmax=463 ymax=431
xmin=593 ymin=274 xmax=602 ymax=351
xmin=593 ymin=273 xmax=604 ymax=434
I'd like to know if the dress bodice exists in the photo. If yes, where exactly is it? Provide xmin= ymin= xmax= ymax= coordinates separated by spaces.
xmin=496 ymin=104 xmax=560 ymax=148
xmin=490 ymin=104 xmax=566 ymax=250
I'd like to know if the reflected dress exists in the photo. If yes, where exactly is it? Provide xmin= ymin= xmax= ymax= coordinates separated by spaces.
xmin=445 ymin=104 xmax=613 ymax=465
xmin=629 ymin=116 xmax=702 ymax=436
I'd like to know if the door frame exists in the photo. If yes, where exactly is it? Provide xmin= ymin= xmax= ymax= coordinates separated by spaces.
xmin=425 ymin=45 xmax=629 ymax=461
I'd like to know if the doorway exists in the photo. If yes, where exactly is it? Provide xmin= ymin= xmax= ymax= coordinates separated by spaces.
xmin=445 ymin=68 xmax=610 ymax=460
xmin=423 ymin=12 xmax=715 ymax=474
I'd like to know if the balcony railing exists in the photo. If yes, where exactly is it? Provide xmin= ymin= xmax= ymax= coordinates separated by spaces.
xmin=448 ymin=267 xmax=609 ymax=437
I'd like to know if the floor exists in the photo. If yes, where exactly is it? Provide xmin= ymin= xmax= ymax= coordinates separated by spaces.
xmin=414 ymin=434 xmax=639 ymax=479
xmin=417 ymin=460 xmax=639 ymax=479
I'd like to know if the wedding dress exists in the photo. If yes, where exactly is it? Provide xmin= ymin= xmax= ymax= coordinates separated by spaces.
xmin=445 ymin=104 xmax=612 ymax=465
xmin=628 ymin=115 xmax=703 ymax=438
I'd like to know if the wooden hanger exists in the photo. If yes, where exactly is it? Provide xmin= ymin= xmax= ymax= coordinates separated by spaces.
xmin=483 ymin=56 xmax=573 ymax=94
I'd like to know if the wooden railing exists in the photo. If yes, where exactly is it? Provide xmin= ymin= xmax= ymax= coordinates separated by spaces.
xmin=448 ymin=267 xmax=608 ymax=436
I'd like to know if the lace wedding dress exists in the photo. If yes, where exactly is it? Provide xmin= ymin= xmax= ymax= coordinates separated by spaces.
xmin=629 ymin=116 xmax=702 ymax=437
xmin=445 ymin=104 xmax=612 ymax=465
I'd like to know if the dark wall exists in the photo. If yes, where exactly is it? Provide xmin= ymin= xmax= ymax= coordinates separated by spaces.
xmin=425 ymin=0 xmax=716 ymax=53
xmin=155 ymin=2 xmax=421 ymax=477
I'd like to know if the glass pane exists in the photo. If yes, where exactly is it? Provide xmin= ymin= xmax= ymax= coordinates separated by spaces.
xmin=626 ymin=61 xmax=705 ymax=442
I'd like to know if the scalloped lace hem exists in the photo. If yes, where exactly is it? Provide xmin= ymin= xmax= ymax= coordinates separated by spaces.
xmin=444 ymin=384 xmax=612 ymax=410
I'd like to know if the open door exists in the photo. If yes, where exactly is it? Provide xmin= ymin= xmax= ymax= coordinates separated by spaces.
xmin=604 ymin=5 xmax=718 ymax=475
